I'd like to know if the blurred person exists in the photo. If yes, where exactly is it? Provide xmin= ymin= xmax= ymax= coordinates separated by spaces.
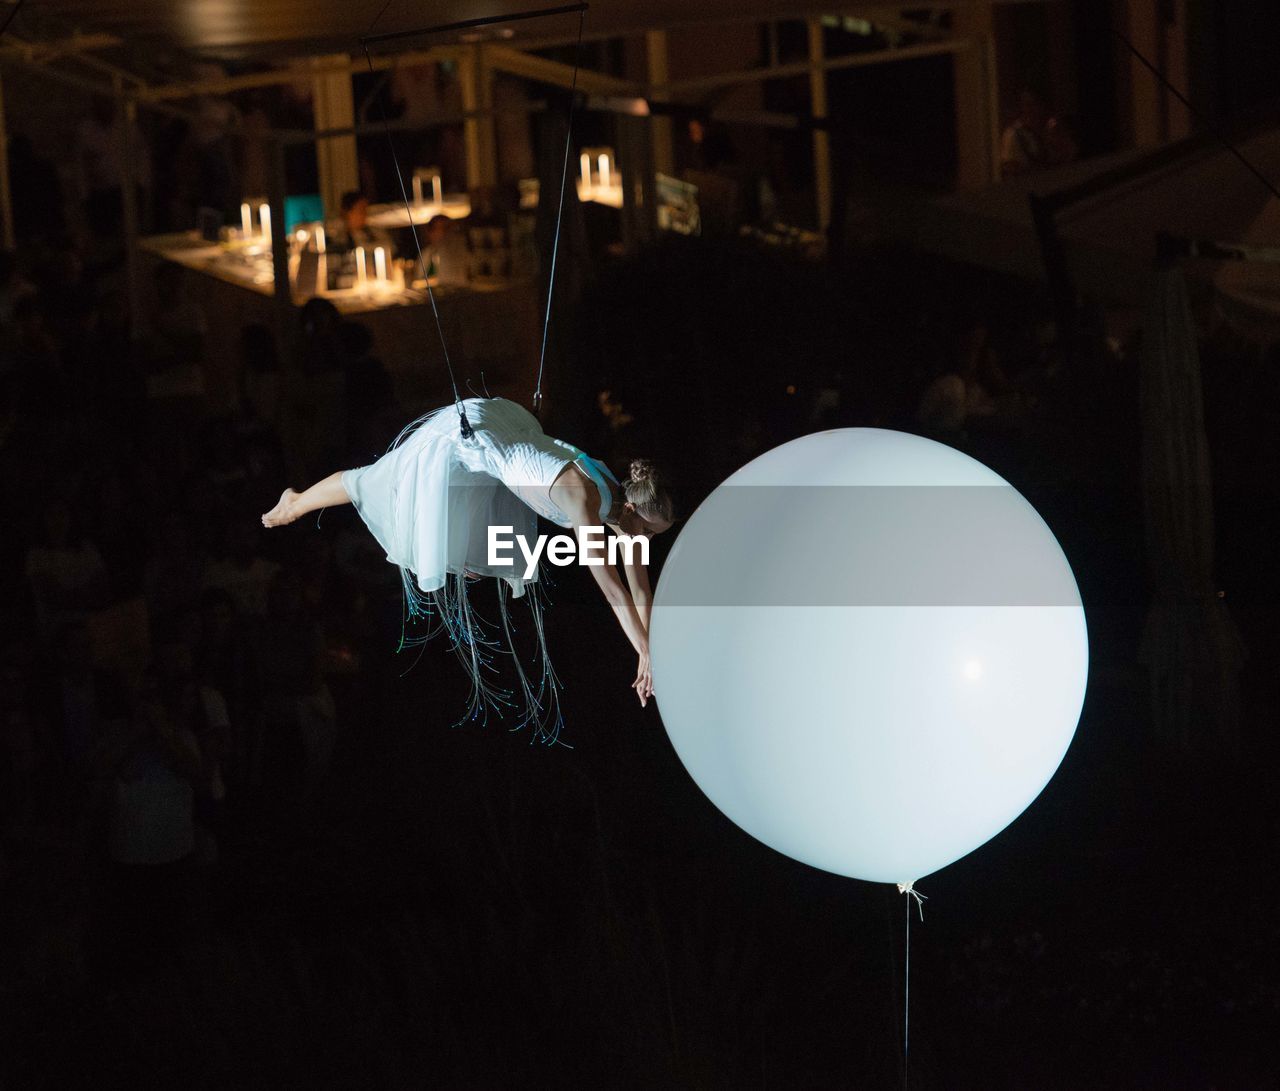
xmin=254 ymin=569 xmax=337 ymax=803
xmin=237 ymin=91 xmax=272 ymax=200
xmin=143 ymin=510 xmax=212 ymax=622
xmin=1 ymin=647 xmax=47 ymax=834
xmin=1045 ymin=113 xmax=1080 ymax=166
xmin=493 ymin=73 xmax=535 ymax=181
xmin=189 ymin=66 xmax=239 ymax=214
xmin=10 ymin=293 xmax=66 ymax=421
xmin=0 ymin=248 xmax=37 ymax=329
xmin=202 ymin=415 xmax=252 ymax=501
xmin=154 ymin=636 xmax=229 ymax=856
xmin=280 ymin=299 xmax=347 ymax=480
xmin=420 ymin=213 xmax=469 ymax=285
xmin=390 ymin=61 xmax=465 ymax=190
xmin=144 ymin=261 xmax=208 ymax=393
xmin=202 ymin=519 xmax=279 ymax=618
xmin=91 ymin=664 xmax=207 ymax=981
xmin=38 ymin=620 xmax=128 ymax=777
xmin=7 ymin=134 xmax=67 ymax=244
xmin=327 ymin=190 xmax=394 ymax=254
xmin=196 ymin=587 xmax=261 ymax=787
xmin=339 ymin=320 xmax=396 ymax=456
xmin=76 ymin=96 xmax=150 ymax=239
xmin=144 ymin=262 xmax=210 ymax=482
xmin=1000 ymin=90 xmax=1050 ymax=178
xmin=85 ymin=463 xmax=150 ymax=594
xmin=238 ymin=322 xmax=281 ymax=428
xmin=916 ymin=323 xmax=1028 ymax=438
xmin=24 ymin=498 xmax=109 ymax=640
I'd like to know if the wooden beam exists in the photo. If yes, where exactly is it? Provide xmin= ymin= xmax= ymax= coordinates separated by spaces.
xmin=0 ymin=45 xmax=202 ymax=125
xmin=483 ymin=44 xmax=641 ymax=96
xmin=25 ymin=34 xmax=123 ymax=63
xmin=659 ymin=37 xmax=968 ymax=96
xmin=0 ymin=72 xmax=12 ymax=249
xmin=141 ymin=46 xmax=464 ymax=102
xmin=864 ymin=9 xmax=952 ymax=41
xmin=274 ymin=100 xmax=547 ymax=146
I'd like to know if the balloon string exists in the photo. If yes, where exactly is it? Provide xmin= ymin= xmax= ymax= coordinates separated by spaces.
xmin=896 ymin=881 xmax=926 ymax=1088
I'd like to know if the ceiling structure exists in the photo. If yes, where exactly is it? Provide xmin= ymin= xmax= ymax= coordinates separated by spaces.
xmin=12 ymin=0 xmax=989 ymax=60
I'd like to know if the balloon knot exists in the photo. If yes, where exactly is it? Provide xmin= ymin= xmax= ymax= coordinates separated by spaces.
xmin=897 ymin=881 xmax=927 ymax=920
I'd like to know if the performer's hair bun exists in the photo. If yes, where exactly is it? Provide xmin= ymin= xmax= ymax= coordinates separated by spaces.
xmin=624 ymin=459 xmax=674 ymax=523
xmin=629 ymin=458 xmax=656 ymax=486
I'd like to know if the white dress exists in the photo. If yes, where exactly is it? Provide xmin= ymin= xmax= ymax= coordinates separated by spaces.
xmin=342 ymin=397 xmax=618 ymax=743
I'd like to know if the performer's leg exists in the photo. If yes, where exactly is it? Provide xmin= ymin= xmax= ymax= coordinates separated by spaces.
xmin=262 ymin=471 xmax=351 ymax=527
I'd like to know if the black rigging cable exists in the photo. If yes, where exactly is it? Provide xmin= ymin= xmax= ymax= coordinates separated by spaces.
xmin=359 ymin=38 xmax=473 ymax=437
xmin=1109 ymin=24 xmax=1280 ymax=203
xmin=359 ymin=3 xmax=588 ymax=433
xmin=533 ymin=7 xmax=585 ymax=418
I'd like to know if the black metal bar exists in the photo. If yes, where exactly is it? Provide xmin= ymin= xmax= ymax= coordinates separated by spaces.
xmin=1028 ymin=191 xmax=1079 ymax=346
xmin=0 ymin=0 xmax=26 ymax=39
xmin=361 ymin=2 xmax=587 ymax=48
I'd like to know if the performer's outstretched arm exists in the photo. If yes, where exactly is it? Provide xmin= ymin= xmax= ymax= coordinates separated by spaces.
xmin=559 ymin=492 xmax=653 ymax=706
xmin=622 ymin=558 xmax=653 ymax=633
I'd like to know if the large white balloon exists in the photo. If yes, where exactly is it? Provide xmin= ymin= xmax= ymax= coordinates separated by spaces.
xmin=650 ymin=429 xmax=1088 ymax=884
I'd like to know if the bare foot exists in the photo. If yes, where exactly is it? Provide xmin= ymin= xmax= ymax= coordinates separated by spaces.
xmin=262 ymin=489 xmax=302 ymax=527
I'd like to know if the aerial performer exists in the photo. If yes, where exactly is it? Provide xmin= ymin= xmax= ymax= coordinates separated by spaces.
xmin=262 ymin=396 xmax=674 ymax=740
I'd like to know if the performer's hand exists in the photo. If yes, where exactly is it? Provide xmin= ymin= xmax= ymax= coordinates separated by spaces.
xmin=633 ymin=650 xmax=653 ymax=707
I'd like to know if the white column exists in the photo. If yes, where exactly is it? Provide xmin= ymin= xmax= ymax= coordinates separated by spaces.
xmin=646 ymin=30 xmax=674 ymax=177
xmin=311 ymin=54 xmax=359 ymax=215
xmin=952 ymin=1 xmax=999 ymax=189
xmin=461 ymin=46 xmax=497 ymax=190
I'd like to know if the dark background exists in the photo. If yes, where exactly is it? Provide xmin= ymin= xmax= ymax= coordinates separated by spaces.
xmin=3 ymin=5 xmax=1280 ymax=1088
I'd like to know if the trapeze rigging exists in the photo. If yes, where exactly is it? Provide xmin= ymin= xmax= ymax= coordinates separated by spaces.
xmin=263 ymin=3 xmax=674 ymax=741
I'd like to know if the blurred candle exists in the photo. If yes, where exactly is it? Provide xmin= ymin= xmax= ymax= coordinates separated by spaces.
xmin=413 ymin=174 xmax=424 ymax=205
xmin=374 ymin=246 xmax=387 ymax=284
xmin=432 ymin=175 xmax=442 ymax=206
xmin=316 ymin=224 xmax=326 ymax=253
xmin=580 ymin=152 xmax=591 ymax=191
xmin=599 ymin=154 xmax=611 ymax=189
xmin=241 ymin=202 xmax=252 ymax=238
xmin=355 ymin=246 xmax=367 ymax=287
xmin=259 ymin=203 xmax=271 ymax=243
